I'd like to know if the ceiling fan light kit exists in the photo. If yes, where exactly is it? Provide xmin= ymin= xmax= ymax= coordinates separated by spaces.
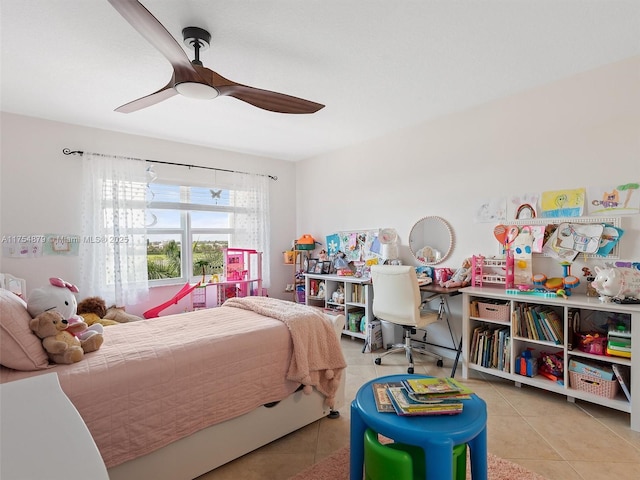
xmin=175 ymin=82 xmax=218 ymax=99
xmin=108 ymin=0 xmax=324 ymax=114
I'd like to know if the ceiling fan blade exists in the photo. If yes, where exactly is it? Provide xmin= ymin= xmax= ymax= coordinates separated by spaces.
xmin=223 ymin=86 xmax=325 ymax=114
xmin=193 ymin=65 xmax=324 ymax=114
xmin=115 ymin=82 xmax=177 ymax=113
xmin=108 ymin=0 xmax=200 ymax=80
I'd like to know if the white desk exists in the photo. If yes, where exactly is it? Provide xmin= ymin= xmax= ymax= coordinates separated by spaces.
xmin=0 ymin=373 xmax=109 ymax=480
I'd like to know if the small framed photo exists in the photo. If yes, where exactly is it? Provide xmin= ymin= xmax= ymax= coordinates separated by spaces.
xmin=306 ymin=258 xmax=318 ymax=273
xmin=313 ymin=261 xmax=323 ymax=274
xmin=321 ymin=261 xmax=331 ymax=274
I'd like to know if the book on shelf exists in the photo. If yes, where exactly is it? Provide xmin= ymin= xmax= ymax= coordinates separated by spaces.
xmin=470 ymin=325 xmax=510 ymax=371
xmin=514 ymin=304 xmax=563 ymax=344
xmin=528 ymin=308 xmax=543 ymax=341
xmin=533 ymin=307 xmax=553 ymax=342
xmin=483 ymin=331 xmax=492 ymax=367
xmin=497 ymin=328 xmax=509 ymax=371
xmin=371 ymin=381 xmax=404 ymax=413
xmin=611 ymin=364 xmax=631 ymax=402
xmin=470 ymin=326 xmax=484 ymax=364
xmin=534 ymin=307 xmax=563 ymax=344
xmin=491 ymin=328 xmax=500 ymax=368
xmin=386 ymin=387 xmax=463 ymax=416
xmin=478 ymin=330 xmax=487 ymax=366
xmin=469 ymin=300 xmax=480 ymax=317
xmin=607 ymin=342 xmax=631 ymax=353
xmin=542 ymin=309 xmax=564 ymax=344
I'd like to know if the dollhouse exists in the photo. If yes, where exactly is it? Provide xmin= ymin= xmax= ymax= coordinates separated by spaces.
xmin=193 ymin=248 xmax=264 ymax=309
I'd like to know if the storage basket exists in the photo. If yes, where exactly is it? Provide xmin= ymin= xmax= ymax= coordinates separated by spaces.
xmin=569 ymin=371 xmax=619 ymax=399
xmin=478 ymin=302 xmax=510 ymax=322
xmin=575 ymin=332 xmax=607 ymax=355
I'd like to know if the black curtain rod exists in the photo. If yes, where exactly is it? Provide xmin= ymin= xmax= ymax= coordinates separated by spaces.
xmin=62 ymin=148 xmax=278 ymax=181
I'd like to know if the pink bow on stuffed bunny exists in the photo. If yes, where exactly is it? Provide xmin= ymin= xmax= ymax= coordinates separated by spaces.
xmin=49 ymin=277 xmax=79 ymax=293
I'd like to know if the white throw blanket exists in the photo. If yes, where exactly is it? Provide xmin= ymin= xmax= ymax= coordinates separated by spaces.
xmin=223 ymin=297 xmax=347 ymax=406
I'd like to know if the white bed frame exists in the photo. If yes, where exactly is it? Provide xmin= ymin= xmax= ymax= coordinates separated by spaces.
xmin=0 ymin=273 xmax=26 ymax=298
xmin=108 ymin=313 xmax=346 ymax=480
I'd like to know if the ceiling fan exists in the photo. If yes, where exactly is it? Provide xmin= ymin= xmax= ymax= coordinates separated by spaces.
xmin=107 ymin=0 xmax=324 ymax=114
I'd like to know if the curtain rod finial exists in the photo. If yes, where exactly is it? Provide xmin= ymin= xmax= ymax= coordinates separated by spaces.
xmin=63 ymin=148 xmax=83 ymax=156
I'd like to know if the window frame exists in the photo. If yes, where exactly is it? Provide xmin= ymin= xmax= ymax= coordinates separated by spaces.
xmin=146 ymin=183 xmax=235 ymax=286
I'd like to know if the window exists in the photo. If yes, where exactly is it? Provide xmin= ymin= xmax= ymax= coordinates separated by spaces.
xmin=146 ymin=184 xmax=233 ymax=284
xmin=81 ymin=153 xmax=272 ymax=303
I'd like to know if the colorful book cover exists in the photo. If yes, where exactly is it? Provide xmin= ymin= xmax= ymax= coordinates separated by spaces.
xmin=371 ymin=382 xmax=404 ymax=413
xmin=386 ymin=387 xmax=463 ymax=416
xmin=402 ymin=377 xmax=474 ymax=399
xmin=404 ymin=377 xmax=461 ymax=395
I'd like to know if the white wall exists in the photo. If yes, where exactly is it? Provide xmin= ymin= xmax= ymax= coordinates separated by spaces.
xmin=0 ymin=114 xmax=297 ymax=315
xmin=1 ymin=56 xmax=638 ymax=330
xmin=295 ymin=56 xmax=640 ymax=357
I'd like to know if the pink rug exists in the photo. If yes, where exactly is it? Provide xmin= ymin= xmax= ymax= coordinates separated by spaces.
xmin=289 ymin=445 xmax=548 ymax=480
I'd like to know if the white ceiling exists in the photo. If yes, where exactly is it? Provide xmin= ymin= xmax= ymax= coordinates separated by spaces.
xmin=2 ymin=0 xmax=639 ymax=162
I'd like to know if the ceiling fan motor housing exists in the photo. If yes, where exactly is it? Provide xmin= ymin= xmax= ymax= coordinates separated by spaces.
xmin=182 ymin=26 xmax=210 ymax=64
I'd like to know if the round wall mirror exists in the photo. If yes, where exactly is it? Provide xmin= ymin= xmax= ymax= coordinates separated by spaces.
xmin=409 ymin=216 xmax=454 ymax=265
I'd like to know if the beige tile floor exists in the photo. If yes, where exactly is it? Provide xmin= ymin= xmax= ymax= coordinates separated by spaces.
xmin=198 ymin=337 xmax=640 ymax=480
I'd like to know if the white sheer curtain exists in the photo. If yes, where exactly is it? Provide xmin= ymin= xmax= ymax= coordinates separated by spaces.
xmin=229 ymin=173 xmax=271 ymax=288
xmin=80 ymin=153 xmax=149 ymax=306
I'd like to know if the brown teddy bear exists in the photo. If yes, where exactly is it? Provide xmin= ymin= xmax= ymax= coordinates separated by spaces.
xmin=29 ymin=311 xmax=101 ymax=364
xmin=77 ymin=296 xmax=120 ymax=327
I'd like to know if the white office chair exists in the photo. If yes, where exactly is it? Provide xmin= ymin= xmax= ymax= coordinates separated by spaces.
xmin=371 ymin=265 xmax=443 ymax=374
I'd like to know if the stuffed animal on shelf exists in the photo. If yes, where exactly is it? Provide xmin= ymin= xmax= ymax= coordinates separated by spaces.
xmin=441 ymin=258 xmax=472 ymax=288
xmin=27 ymin=277 xmax=104 ymax=353
xmin=332 ymin=285 xmax=345 ymax=304
xmin=29 ymin=311 xmax=86 ymax=364
xmin=77 ymin=296 xmax=120 ymax=327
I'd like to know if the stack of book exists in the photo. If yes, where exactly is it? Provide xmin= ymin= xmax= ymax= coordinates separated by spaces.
xmin=372 ymin=377 xmax=473 ymax=416
xmin=469 ymin=325 xmax=511 ymax=371
xmin=607 ymin=327 xmax=631 ymax=358
xmin=513 ymin=304 xmax=564 ymax=344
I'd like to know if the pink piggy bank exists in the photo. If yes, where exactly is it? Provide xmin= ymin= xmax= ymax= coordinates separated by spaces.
xmin=591 ymin=266 xmax=640 ymax=301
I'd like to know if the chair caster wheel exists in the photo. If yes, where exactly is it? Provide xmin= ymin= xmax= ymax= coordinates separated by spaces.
xmin=374 ymin=358 xmax=381 ymax=365
xmin=407 ymin=367 xmax=414 ymax=374
xmin=437 ymin=359 xmax=444 ymax=367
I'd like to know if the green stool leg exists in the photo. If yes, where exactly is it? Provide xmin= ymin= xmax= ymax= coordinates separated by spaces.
xmin=364 ymin=429 xmax=415 ymax=480
xmin=452 ymin=443 xmax=467 ymax=480
xmin=364 ymin=428 xmax=467 ymax=480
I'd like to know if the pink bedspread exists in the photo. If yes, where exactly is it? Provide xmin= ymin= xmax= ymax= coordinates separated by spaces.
xmin=0 ymin=306 xmax=300 ymax=468
xmin=224 ymin=297 xmax=346 ymax=406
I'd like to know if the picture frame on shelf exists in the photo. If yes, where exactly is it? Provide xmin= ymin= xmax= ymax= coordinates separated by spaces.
xmin=307 ymin=258 xmax=318 ymax=273
xmin=322 ymin=261 xmax=331 ymax=274
xmin=313 ymin=261 xmax=324 ymax=274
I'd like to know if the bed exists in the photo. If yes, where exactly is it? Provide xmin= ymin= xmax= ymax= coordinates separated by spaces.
xmin=0 ymin=284 xmax=347 ymax=480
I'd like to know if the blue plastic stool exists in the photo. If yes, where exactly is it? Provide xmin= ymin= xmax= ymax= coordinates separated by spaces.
xmin=350 ymin=375 xmax=488 ymax=480
xmin=364 ymin=428 xmax=467 ymax=480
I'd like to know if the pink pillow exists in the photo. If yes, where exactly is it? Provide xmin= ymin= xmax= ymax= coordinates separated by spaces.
xmin=0 ymin=289 xmax=49 ymax=370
